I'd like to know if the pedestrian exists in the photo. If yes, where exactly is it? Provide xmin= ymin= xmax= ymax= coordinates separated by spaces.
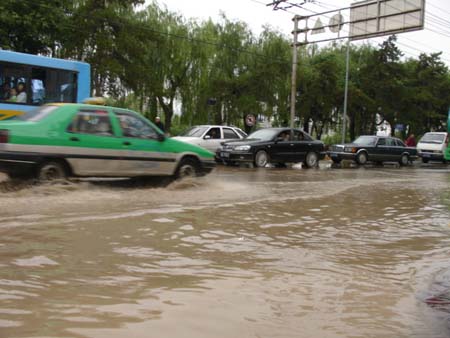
xmin=405 ymin=133 xmax=416 ymax=147
xmin=154 ymin=116 xmax=165 ymax=132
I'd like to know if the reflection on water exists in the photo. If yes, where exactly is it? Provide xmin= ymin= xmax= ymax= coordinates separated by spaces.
xmin=0 ymin=167 xmax=449 ymax=338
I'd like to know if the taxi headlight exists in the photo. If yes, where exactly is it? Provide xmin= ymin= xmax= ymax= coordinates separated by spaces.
xmin=235 ymin=145 xmax=251 ymax=151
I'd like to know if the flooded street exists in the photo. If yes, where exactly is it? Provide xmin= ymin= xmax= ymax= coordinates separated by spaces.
xmin=0 ymin=166 xmax=450 ymax=338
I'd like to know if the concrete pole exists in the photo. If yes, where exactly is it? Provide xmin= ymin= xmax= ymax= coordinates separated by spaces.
xmin=290 ymin=16 xmax=300 ymax=129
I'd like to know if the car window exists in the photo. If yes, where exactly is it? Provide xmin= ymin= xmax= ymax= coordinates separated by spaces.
xmin=235 ymin=128 xmax=247 ymax=138
xmin=278 ymin=130 xmax=291 ymax=141
xmin=67 ymin=109 xmax=113 ymax=136
xmin=115 ymin=112 xmax=158 ymax=139
xmin=377 ymin=138 xmax=386 ymax=146
xmin=354 ymin=136 xmax=377 ymax=146
xmin=386 ymin=138 xmax=396 ymax=146
xmin=293 ymin=130 xmax=308 ymax=141
xmin=180 ymin=126 xmax=208 ymax=137
xmin=396 ymin=139 xmax=405 ymax=147
xmin=419 ymin=133 xmax=446 ymax=144
xmin=223 ymin=128 xmax=239 ymax=139
xmin=205 ymin=127 xmax=221 ymax=139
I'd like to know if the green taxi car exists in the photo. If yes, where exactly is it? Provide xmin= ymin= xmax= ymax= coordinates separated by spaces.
xmin=0 ymin=104 xmax=215 ymax=180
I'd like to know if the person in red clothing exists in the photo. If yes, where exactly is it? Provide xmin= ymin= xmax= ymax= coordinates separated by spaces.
xmin=405 ymin=133 xmax=416 ymax=147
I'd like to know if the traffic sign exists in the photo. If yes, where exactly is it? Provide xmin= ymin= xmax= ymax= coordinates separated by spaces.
xmin=245 ymin=114 xmax=256 ymax=127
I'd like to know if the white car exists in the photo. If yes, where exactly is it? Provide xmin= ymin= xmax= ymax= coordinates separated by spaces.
xmin=417 ymin=132 xmax=449 ymax=163
xmin=172 ymin=125 xmax=247 ymax=153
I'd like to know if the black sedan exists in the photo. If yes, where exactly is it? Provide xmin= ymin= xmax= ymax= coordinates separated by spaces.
xmin=216 ymin=128 xmax=326 ymax=168
xmin=329 ymin=135 xmax=418 ymax=165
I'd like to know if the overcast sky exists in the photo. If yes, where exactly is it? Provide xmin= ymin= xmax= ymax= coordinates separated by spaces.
xmin=155 ymin=0 xmax=450 ymax=65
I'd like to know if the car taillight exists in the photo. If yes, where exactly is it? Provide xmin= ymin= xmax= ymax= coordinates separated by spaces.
xmin=0 ymin=130 xmax=9 ymax=143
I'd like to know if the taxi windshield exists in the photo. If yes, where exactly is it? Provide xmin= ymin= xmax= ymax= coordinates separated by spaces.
xmin=16 ymin=105 xmax=59 ymax=122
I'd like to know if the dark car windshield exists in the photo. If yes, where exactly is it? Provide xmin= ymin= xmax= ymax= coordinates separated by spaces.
xmin=16 ymin=105 xmax=59 ymax=122
xmin=353 ymin=136 xmax=377 ymax=146
xmin=247 ymin=129 xmax=280 ymax=141
xmin=419 ymin=133 xmax=446 ymax=144
xmin=180 ymin=126 xmax=208 ymax=137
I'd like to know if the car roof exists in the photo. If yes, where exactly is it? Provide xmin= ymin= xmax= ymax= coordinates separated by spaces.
xmin=422 ymin=131 xmax=447 ymax=135
xmin=195 ymin=125 xmax=243 ymax=129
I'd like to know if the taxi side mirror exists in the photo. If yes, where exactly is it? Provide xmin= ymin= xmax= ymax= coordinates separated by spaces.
xmin=157 ymin=133 xmax=165 ymax=142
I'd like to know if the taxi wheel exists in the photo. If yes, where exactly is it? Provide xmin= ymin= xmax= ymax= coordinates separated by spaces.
xmin=304 ymin=152 xmax=319 ymax=168
xmin=422 ymin=158 xmax=429 ymax=164
xmin=254 ymin=150 xmax=269 ymax=168
xmin=175 ymin=158 xmax=199 ymax=179
xmin=37 ymin=161 xmax=67 ymax=181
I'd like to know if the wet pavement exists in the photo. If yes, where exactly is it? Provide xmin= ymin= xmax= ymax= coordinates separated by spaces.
xmin=0 ymin=164 xmax=450 ymax=338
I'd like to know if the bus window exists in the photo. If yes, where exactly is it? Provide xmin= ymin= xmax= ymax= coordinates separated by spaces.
xmin=0 ymin=64 xmax=29 ymax=104
xmin=31 ymin=68 xmax=77 ymax=104
xmin=31 ymin=68 xmax=45 ymax=104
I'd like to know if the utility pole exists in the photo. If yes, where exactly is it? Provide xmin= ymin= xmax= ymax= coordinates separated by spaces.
xmin=290 ymin=15 xmax=300 ymax=129
xmin=342 ymin=39 xmax=350 ymax=143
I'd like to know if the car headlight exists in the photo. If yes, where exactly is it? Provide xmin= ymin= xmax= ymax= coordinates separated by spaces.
xmin=344 ymin=147 xmax=357 ymax=153
xmin=235 ymin=145 xmax=251 ymax=151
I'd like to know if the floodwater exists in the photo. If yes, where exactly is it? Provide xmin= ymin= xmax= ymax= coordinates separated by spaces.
xmin=0 ymin=165 xmax=449 ymax=338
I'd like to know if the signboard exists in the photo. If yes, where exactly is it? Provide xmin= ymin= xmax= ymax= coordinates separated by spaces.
xmin=350 ymin=0 xmax=425 ymax=41
xmin=395 ymin=123 xmax=404 ymax=131
xmin=245 ymin=114 xmax=256 ymax=127
xmin=294 ymin=0 xmax=425 ymax=45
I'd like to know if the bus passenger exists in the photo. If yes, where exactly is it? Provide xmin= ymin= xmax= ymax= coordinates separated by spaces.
xmin=16 ymin=83 xmax=27 ymax=103
xmin=2 ymin=83 xmax=11 ymax=100
xmin=7 ymin=88 xmax=17 ymax=102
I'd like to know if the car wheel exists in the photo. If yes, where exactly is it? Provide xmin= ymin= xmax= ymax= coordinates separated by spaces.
xmin=37 ymin=161 xmax=67 ymax=181
xmin=422 ymin=158 xmax=429 ymax=164
xmin=399 ymin=154 xmax=409 ymax=166
xmin=175 ymin=158 xmax=200 ymax=179
xmin=304 ymin=152 xmax=319 ymax=168
xmin=355 ymin=151 xmax=368 ymax=165
xmin=254 ymin=150 xmax=269 ymax=168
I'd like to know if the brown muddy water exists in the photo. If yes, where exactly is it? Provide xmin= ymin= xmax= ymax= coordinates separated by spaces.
xmin=0 ymin=166 xmax=449 ymax=338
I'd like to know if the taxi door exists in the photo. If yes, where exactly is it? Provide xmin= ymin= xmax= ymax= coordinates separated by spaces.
xmin=64 ymin=108 xmax=124 ymax=176
xmin=113 ymin=110 xmax=176 ymax=176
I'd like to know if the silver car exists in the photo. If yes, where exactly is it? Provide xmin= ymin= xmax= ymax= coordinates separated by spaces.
xmin=172 ymin=125 xmax=247 ymax=153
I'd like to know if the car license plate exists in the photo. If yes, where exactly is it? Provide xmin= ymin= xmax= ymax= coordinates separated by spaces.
xmin=220 ymin=152 xmax=230 ymax=158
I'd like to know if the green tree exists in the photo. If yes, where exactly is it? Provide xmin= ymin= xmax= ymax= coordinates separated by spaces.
xmin=0 ymin=0 xmax=71 ymax=55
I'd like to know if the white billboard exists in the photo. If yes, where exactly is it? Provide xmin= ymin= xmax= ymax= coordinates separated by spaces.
xmin=294 ymin=0 xmax=425 ymax=45
xmin=349 ymin=0 xmax=425 ymax=40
